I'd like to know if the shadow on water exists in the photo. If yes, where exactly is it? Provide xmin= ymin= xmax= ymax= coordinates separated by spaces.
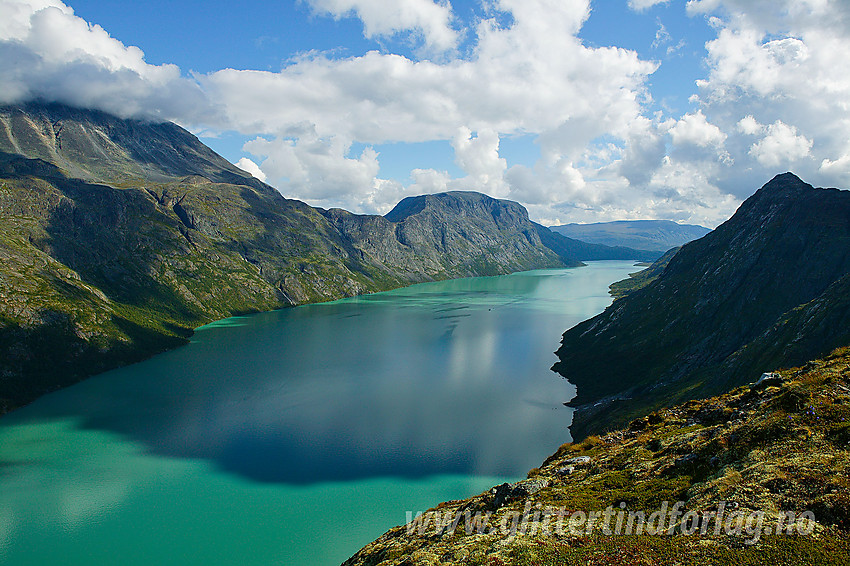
xmin=2 ymin=264 xmax=638 ymax=486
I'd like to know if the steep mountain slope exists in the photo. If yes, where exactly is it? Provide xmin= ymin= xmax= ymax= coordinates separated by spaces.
xmin=551 ymin=219 xmax=711 ymax=252
xmin=0 ymin=102 xmax=258 ymax=186
xmin=345 ymin=348 xmax=850 ymax=565
xmin=0 ymin=102 xmax=651 ymax=413
xmin=553 ymin=173 xmax=850 ymax=438
xmin=608 ymin=246 xmax=680 ymax=298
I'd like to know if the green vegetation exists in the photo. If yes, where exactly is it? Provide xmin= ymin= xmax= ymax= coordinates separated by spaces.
xmin=503 ymin=535 xmax=850 ymax=566
xmin=345 ymin=348 xmax=850 ymax=565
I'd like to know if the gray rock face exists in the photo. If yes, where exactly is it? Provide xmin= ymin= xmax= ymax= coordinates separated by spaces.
xmin=325 ymin=191 xmax=566 ymax=280
xmin=490 ymin=479 xmax=551 ymax=507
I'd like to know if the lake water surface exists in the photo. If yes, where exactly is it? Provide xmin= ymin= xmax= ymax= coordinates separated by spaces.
xmin=0 ymin=261 xmax=638 ymax=565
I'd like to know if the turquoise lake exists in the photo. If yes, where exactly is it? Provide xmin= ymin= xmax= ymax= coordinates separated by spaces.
xmin=0 ymin=261 xmax=639 ymax=565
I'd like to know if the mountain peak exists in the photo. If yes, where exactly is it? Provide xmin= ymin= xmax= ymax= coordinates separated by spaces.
xmin=0 ymin=102 xmax=260 ymax=188
xmin=384 ymin=191 xmax=519 ymax=223
xmin=757 ymin=172 xmax=813 ymax=196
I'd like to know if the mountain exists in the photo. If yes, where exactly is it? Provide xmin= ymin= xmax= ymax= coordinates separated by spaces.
xmin=553 ymin=173 xmax=850 ymax=439
xmin=329 ymin=192 xmax=660 ymax=276
xmin=551 ymin=219 xmax=711 ymax=252
xmin=346 ymin=348 xmax=850 ymax=564
xmin=533 ymin=222 xmax=662 ymax=264
xmin=325 ymin=191 xmax=568 ymax=280
xmin=0 ymin=102 xmax=259 ymax=186
xmin=0 ymin=102 xmax=650 ymax=413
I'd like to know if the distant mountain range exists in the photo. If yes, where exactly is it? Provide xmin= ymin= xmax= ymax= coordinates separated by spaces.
xmin=553 ymin=173 xmax=850 ymax=439
xmin=551 ymin=219 xmax=711 ymax=252
xmin=0 ymin=102 xmax=654 ymax=413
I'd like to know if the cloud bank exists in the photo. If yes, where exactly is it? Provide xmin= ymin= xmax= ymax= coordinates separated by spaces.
xmin=3 ymin=0 xmax=850 ymax=227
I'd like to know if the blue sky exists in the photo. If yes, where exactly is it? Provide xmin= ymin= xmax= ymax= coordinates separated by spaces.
xmin=66 ymin=0 xmax=710 ymax=179
xmin=3 ymin=1 xmax=850 ymax=227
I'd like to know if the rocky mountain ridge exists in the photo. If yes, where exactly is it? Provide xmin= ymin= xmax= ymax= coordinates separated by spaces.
xmin=554 ymin=173 xmax=850 ymax=439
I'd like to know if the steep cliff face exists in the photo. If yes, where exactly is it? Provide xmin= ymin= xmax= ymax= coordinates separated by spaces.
xmin=0 ymin=103 xmax=648 ymax=413
xmin=553 ymin=173 xmax=850 ymax=438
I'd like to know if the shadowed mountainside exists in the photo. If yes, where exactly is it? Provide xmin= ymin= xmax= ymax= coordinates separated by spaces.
xmin=608 ymin=246 xmax=680 ymax=299
xmin=553 ymin=173 xmax=850 ymax=439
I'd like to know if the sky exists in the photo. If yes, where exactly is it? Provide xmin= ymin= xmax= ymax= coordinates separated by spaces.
xmin=2 ymin=1 xmax=850 ymax=228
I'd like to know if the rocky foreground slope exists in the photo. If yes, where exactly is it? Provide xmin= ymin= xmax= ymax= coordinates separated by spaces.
xmin=0 ymin=102 xmax=653 ymax=413
xmin=554 ymin=173 xmax=850 ymax=439
xmin=345 ymin=348 xmax=850 ymax=565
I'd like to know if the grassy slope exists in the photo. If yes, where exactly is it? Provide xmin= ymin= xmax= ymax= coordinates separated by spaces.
xmin=345 ymin=347 xmax=850 ymax=565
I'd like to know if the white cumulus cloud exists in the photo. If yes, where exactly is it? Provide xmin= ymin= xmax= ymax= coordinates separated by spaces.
xmin=687 ymin=0 xmax=850 ymax=194
xmin=8 ymin=0 xmax=850 ymax=228
xmin=669 ymin=111 xmax=726 ymax=148
xmin=200 ymin=0 xmax=661 ymax=216
xmin=242 ymin=133 xmax=384 ymax=210
xmin=628 ymin=0 xmax=670 ymax=11
xmin=307 ymin=0 xmax=459 ymax=52
xmin=748 ymin=121 xmax=813 ymax=168
xmin=451 ymin=128 xmax=509 ymax=196
xmin=235 ymin=157 xmax=267 ymax=182
xmin=0 ymin=0 xmax=208 ymax=122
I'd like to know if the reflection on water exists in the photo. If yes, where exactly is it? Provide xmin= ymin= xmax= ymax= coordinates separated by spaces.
xmin=0 ymin=261 xmax=640 ymax=566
